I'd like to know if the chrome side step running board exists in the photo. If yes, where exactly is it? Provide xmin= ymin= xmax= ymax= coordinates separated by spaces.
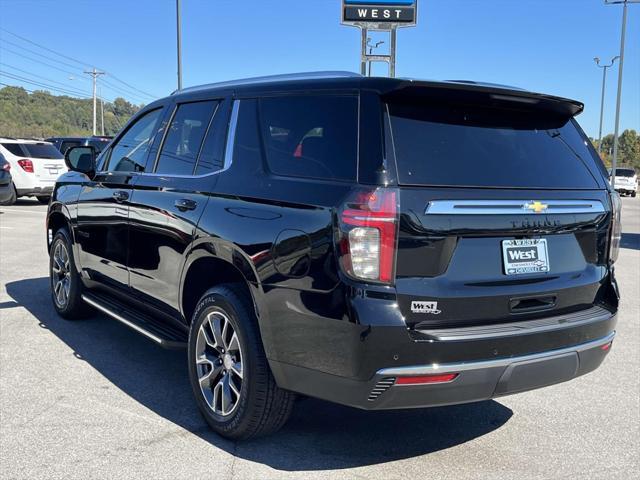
xmin=81 ymin=293 xmax=187 ymax=349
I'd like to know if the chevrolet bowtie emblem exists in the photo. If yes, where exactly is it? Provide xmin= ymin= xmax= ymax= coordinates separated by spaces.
xmin=523 ymin=201 xmax=549 ymax=213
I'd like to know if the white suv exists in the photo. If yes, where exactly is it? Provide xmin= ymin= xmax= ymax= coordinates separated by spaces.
xmin=0 ymin=138 xmax=68 ymax=205
xmin=610 ymin=167 xmax=638 ymax=197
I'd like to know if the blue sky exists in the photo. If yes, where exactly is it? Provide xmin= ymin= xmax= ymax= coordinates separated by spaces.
xmin=0 ymin=0 xmax=638 ymax=138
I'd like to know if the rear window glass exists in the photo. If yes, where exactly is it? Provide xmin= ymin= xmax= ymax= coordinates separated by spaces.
xmin=614 ymin=168 xmax=635 ymax=177
xmin=21 ymin=143 xmax=63 ymax=159
xmin=2 ymin=143 xmax=24 ymax=156
xmin=388 ymin=102 xmax=601 ymax=189
xmin=258 ymin=95 xmax=358 ymax=182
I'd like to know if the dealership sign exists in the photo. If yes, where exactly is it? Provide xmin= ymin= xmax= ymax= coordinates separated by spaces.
xmin=342 ymin=0 xmax=417 ymax=26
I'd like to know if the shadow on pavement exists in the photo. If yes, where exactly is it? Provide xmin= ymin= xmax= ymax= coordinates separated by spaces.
xmin=5 ymin=277 xmax=513 ymax=471
xmin=620 ymin=233 xmax=639 ymax=251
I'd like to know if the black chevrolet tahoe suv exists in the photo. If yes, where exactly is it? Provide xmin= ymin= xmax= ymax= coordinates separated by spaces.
xmin=47 ymin=72 xmax=621 ymax=439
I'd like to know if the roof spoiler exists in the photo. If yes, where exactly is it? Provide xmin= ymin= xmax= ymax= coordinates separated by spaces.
xmin=382 ymin=80 xmax=584 ymax=118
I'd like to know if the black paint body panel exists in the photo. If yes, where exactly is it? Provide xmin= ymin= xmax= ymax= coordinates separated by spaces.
xmin=46 ymin=75 xmax=618 ymax=410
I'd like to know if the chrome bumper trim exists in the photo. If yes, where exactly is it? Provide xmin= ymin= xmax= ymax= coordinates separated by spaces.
xmin=377 ymin=331 xmax=615 ymax=376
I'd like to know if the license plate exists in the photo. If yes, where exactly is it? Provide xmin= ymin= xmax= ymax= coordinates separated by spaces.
xmin=502 ymin=239 xmax=550 ymax=275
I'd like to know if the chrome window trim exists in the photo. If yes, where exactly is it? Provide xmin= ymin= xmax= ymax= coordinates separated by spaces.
xmin=424 ymin=199 xmax=606 ymax=215
xmin=377 ymin=331 xmax=615 ymax=376
xmin=135 ymin=99 xmax=240 ymax=179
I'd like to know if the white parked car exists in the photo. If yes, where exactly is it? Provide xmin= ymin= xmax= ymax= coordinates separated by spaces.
xmin=609 ymin=167 xmax=637 ymax=197
xmin=0 ymin=138 xmax=68 ymax=205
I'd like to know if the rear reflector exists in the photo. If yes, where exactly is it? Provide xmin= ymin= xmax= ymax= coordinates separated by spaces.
xmin=395 ymin=373 xmax=459 ymax=385
xmin=601 ymin=342 xmax=612 ymax=351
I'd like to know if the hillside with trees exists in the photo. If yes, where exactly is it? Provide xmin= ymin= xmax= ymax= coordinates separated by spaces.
xmin=0 ymin=86 xmax=141 ymax=138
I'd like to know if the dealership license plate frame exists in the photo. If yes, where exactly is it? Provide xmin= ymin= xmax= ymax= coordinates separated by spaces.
xmin=502 ymin=239 xmax=550 ymax=275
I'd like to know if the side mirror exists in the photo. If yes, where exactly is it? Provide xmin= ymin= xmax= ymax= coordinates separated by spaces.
xmin=65 ymin=146 xmax=96 ymax=176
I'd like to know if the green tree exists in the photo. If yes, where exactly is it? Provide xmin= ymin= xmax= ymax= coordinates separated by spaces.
xmin=0 ymin=86 xmax=141 ymax=138
xmin=618 ymin=129 xmax=639 ymax=166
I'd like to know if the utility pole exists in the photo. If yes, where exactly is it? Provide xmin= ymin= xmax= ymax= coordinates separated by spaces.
xmin=176 ymin=0 xmax=183 ymax=90
xmin=100 ymin=97 xmax=105 ymax=136
xmin=605 ymin=0 xmax=639 ymax=189
xmin=84 ymin=67 xmax=105 ymax=136
xmin=593 ymin=56 xmax=619 ymax=155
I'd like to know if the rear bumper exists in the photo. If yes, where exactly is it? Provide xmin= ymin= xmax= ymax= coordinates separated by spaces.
xmin=271 ymin=328 xmax=615 ymax=410
xmin=17 ymin=185 xmax=53 ymax=197
xmin=615 ymin=184 xmax=637 ymax=193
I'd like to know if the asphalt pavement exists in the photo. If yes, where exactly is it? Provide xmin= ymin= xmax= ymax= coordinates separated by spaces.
xmin=0 ymin=197 xmax=638 ymax=480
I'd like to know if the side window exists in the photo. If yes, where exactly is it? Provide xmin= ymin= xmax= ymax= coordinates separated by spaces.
xmin=194 ymin=102 xmax=228 ymax=175
xmin=258 ymin=95 xmax=358 ymax=181
xmin=155 ymin=100 xmax=217 ymax=176
xmin=107 ymin=108 xmax=163 ymax=172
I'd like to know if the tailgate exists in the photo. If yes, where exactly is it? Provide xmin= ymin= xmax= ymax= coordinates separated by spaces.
xmin=395 ymin=188 xmax=612 ymax=328
xmin=384 ymin=92 xmax=613 ymax=328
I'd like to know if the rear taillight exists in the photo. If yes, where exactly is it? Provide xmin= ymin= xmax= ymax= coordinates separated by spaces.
xmin=338 ymin=187 xmax=399 ymax=284
xmin=609 ymin=191 xmax=622 ymax=263
xmin=17 ymin=159 xmax=34 ymax=173
xmin=1 ymin=162 xmax=10 ymax=171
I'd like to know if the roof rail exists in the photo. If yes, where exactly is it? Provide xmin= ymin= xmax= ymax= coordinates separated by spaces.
xmin=172 ymin=71 xmax=362 ymax=95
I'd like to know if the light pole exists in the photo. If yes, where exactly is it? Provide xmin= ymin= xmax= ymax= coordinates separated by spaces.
xmin=593 ymin=56 xmax=619 ymax=155
xmin=605 ymin=0 xmax=639 ymax=189
xmin=176 ymin=0 xmax=183 ymax=90
xmin=366 ymin=38 xmax=385 ymax=77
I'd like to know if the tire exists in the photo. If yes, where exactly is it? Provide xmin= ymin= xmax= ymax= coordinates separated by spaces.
xmin=188 ymin=284 xmax=295 ymax=440
xmin=0 ymin=183 xmax=17 ymax=206
xmin=36 ymin=196 xmax=51 ymax=204
xmin=632 ymin=191 xmax=637 ymax=198
xmin=49 ymin=228 xmax=91 ymax=319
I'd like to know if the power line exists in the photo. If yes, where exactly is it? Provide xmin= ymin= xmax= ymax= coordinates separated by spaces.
xmin=100 ymin=77 xmax=151 ymax=103
xmin=85 ymin=68 xmax=106 ymax=135
xmin=101 ymin=73 xmax=157 ymax=100
xmin=1 ymin=38 xmax=83 ymax=70
xmin=1 ymin=46 xmax=89 ymax=81
xmin=0 ymin=81 xmax=36 ymax=93
xmin=1 ymin=28 xmax=160 ymax=99
xmin=1 ymin=44 xmax=150 ymax=103
xmin=0 ymin=71 xmax=93 ymax=98
xmin=0 ymin=62 xmax=97 ymax=98
xmin=1 ymin=81 xmax=130 ymax=132
xmin=1 ymin=28 xmax=93 ymax=69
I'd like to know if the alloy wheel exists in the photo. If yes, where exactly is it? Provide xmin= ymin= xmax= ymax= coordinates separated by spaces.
xmin=195 ymin=310 xmax=244 ymax=416
xmin=52 ymin=241 xmax=71 ymax=308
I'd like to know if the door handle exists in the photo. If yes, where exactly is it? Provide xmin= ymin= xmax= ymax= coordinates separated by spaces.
xmin=174 ymin=198 xmax=197 ymax=211
xmin=112 ymin=190 xmax=129 ymax=202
